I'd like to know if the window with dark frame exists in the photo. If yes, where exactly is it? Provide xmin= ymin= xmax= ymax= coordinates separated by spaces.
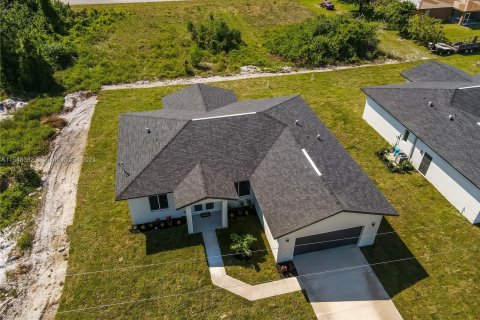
xmin=205 ymin=202 xmax=214 ymax=210
xmin=148 ymin=194 xmax=169 ymax=211
xmin=194 ymin=204 xmax=203 ymax=212
xmin=402 ymin=129 xmax=410 ymax=141
xmin=235 ymin=181 xmax=250 ymax=197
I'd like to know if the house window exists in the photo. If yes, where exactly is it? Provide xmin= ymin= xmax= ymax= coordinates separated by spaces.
xmin=194 ymin=204 xmax=203 ymax=212
xmin=205 ymin=202 xmax=214 ymax=210
xmin=235 ymin=181 xmax=250 ymax=197
xmin=402 ymin=129 xmax=410 ymax=141
xmin=149 ymin=194 xmax=168 ymax=211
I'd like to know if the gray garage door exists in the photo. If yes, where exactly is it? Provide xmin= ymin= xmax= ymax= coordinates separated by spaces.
xmin=293 ymin=226 xmax=363 ymax=256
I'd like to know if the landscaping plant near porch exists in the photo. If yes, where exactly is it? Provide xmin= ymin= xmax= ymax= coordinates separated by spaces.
xmin=230 ymin=233 xmax=257 ymax=258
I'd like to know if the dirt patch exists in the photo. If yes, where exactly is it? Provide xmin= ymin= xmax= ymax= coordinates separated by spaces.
xmin=0 ymin=92 xmax=97 ymax=320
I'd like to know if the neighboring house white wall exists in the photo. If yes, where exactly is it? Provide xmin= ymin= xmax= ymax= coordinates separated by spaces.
xmin=410 ymin=140 xmax=480 ymax=223
xmin=128 ymin=193 xmax=185 ymax=225
xmin=363 ymin=97 xmax=480 ymax=224
xmin=274 ymin=212 xmax=383 ymax=262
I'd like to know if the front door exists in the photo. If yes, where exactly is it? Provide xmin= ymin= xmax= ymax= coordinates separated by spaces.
xmin=418 ymin=152 xmax=432 ymax=175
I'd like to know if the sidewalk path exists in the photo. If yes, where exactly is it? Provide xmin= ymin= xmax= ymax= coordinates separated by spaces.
xmin=201 ymin=231 xmax=302 ymax=301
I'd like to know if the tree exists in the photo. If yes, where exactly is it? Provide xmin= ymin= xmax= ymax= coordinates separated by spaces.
xmin=0 ymin=0 xmax=75 ymax=93
xmin=338 ymin=0 xmax=371 ymax=13
xmin=405 ymin=15 xmax=446 ymax=45
xmin=230 ymin=233 xmax=257 ymax=258
xmin=374 ymin=0 xmax=417 ymax=31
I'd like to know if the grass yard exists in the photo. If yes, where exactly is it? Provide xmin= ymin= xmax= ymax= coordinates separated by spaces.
xmin=56 ymin=0 xmax=315 ymax=91
xmin=58 ymin=55 xmax=480 ymax=319
xmin=444 ymin=23 xmax=480 ymax=41
xmin=216 ymin=215 xmax=281 ymax=284
xmin=55 ymin=0 xmax=439 ymax=91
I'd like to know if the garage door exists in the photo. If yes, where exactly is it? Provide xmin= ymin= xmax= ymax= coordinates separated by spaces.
xmin=293 ymin=226 xmax=363 ymax=256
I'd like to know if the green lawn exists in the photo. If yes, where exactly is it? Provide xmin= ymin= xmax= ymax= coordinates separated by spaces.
xmin=216 ymin=215 xmax=281 ymax=284
xmin=444 ymin=23 xmax=480 ymax=41
xmin=58 ymin=56 xmax=480 ymax=319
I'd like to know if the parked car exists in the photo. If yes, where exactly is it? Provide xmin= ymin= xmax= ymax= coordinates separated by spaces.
xmin=319 ymin=1 xmax=334 ymax=10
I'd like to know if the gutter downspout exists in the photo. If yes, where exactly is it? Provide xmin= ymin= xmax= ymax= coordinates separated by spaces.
xmin=408 ymin=135 xmax=418 ymax=160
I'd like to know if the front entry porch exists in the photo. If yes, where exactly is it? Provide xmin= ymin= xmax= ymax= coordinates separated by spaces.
xmin=192 ymin=210 xmax=223 ymax=233
xmin=186 ymin=199 xmax=228 ymax=234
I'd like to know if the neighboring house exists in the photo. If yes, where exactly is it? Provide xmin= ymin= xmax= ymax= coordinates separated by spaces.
xmin=417 ymin=0 xmax=480 ymax=24
xmin=362 ymin=61 xmax=480 ymax=224
xmin=115 ymin=84 xmax=398 ymax=262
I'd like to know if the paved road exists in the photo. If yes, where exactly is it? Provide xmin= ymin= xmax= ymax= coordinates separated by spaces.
xmin=294 ymin=245 xmax=403 ymax=320
xmin=61 ymin=0 xmax=186 ymax=5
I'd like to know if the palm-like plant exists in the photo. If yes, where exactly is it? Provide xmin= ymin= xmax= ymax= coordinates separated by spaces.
xmin=230 ymin=233 xmax=257 ymax=258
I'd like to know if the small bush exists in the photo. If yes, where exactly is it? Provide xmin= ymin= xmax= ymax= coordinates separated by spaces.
xmin=187 ymin=16 xmax=244 ymax=54
xmin=17 ymin=231 xmax=33 ymax=253
xmin=265 ymin=15 xmax=379 ymax=67
xmin=404 ymin=15 xmax=446 ymax=45
xmin=230 ymin=233 xmax=257 ymax=257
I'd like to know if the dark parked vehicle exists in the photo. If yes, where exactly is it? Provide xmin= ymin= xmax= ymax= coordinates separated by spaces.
xmin=319 ymin=1 xmax=334 ymax=10
xmin=428 ymin=36 xmax=479 ymax=55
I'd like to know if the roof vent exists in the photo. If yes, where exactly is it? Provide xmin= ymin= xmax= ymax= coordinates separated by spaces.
xmin=429 ymin=101 xmax=434 ymax=107
xmin=145 ymin=127 xmax=151 ymax=134
xmin=449 ymin=114 xmax=456 ymax=121
xmin=316 ymin=134 xmax=323 ymax=141
xmin=295 ymin=120 xmax=301 ymax=126
xmin=119 ymin=162 xmax=130 ymax=177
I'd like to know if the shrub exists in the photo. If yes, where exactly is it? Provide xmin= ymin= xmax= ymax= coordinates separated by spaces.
xmin=230 ymin=233 xmax=257 ymax=257
xmin=187 ymin=16 xmax=244 ymax=54
xmin=404 ymin=15 xmax=446 ymax=45
xmin=17 ymin=230 xmax=34 ymax=252
xmin=373 ymin=0 xmax=417 ymax=31
xmin=265 ymin=15 xmax=379 ymax=67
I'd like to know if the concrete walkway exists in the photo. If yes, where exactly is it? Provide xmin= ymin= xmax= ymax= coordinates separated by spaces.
xmin=294 ymin=246 xmax=403 ymax=320
xmin=201 ymin=231 xmax=301 ymax=301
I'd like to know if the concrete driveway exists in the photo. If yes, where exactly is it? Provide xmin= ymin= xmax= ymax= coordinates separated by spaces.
xmin=293 ymin=245 xmax=403 ymax=320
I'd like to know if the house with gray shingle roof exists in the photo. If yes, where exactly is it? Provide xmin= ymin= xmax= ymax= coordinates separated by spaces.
xmin=362 ymin=61 xmax=480 ymax=224
xmin=116 ymin=84 xmax=398 ymax=262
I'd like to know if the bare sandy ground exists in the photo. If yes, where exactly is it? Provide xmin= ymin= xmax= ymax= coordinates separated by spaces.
xmin=0 ymin=92 xmax=97 ymax=320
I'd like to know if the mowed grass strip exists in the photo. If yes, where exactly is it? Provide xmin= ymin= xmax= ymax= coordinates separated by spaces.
xmin=59 ymin=56 xmax=480 ymax=319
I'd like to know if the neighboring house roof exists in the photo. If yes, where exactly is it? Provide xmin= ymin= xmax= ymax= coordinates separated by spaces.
xmin=401 ymin=61 xmax=477 ymax=82
xmin=419 ymin=0 xmax=454 ymax=10
xmin=363 ymin=62 xmax=480 ymax=189
xmin=116 ymin=84 xmax=398 ymax=238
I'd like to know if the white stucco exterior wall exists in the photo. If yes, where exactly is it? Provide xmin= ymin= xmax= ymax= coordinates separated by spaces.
xmin=127 ymin=193 xmax=185 ymax=225
xmin=363 ymin=97 xmax=480 ymax=224
xmin=410 ymin=140 xmax=480 ymax=223
xmin=273 ymin=212 xmax=383 ymax=262
xmin=251 ymin=190 xmax=280 ymax=261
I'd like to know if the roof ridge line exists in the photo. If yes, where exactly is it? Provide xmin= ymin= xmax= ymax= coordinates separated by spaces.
xmin=198 ymin=162 xmax=209 ymax=197
xmin=124 ymin=113 xmax=199 ymax=121
xmin=117 ymin=120 xmax=192 ymax=199
xmin=196 ymin=83 xmax=208 ymax=110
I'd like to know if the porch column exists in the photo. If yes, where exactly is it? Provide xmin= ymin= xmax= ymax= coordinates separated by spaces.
xmin=186 ymin=206 xmax=193 ymax=234
xmin=222 ymin=200 xmax=228 ymax=228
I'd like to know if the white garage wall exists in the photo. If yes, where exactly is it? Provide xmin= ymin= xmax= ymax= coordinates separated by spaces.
xmin=128 ymin=193 xmax=185 ymax=225
xmin=274 ymin=212 xmax=383 ymax=262
xmin=251 ymin=191 xmax=280 ymax=261
xmin=410 ymin=140 xmax=480 ymax=223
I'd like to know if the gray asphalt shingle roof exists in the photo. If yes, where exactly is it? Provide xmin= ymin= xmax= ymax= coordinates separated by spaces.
xmin=363 ymin=62 xmax=480 ymax=189
xmin=116 ymin=84 xmax=398 ymax=238
xmin=401 ymin=61 xmax=478 ymax=82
